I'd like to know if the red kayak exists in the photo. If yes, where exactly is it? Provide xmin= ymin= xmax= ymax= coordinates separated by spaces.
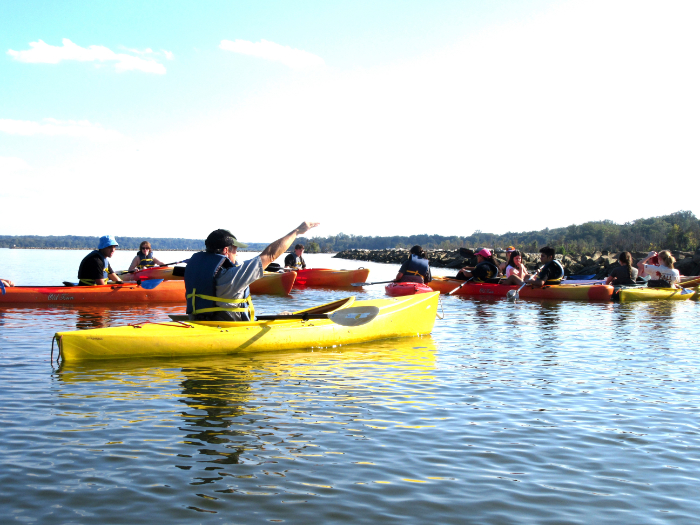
xmin=385 ymin=282 xmax=433 ymax=297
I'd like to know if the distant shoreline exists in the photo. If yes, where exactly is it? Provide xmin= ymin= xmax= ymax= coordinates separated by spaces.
xmin=2 ymin=247 xmax=261 ymax=252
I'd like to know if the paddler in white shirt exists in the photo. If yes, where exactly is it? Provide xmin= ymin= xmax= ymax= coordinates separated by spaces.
xmin=637 ymin=250 xmax=681 ymax=288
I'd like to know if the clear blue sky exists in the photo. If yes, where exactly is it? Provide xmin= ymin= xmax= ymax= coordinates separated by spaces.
xmin=1 ymin=0 xmax=698 ymax=242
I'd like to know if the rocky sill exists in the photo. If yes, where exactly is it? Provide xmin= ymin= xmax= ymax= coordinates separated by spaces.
xmin=334 ymin=248 xmax=700 ymax=279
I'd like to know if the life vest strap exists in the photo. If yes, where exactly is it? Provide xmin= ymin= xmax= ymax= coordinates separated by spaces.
xmin=187 ymin=289 xmax=255 ymax=318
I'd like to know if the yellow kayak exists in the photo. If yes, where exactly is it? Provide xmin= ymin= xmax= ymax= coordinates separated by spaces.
xmin=617 ymin=286 xmax=698 ymax=302
xmin=54 ymin=292 xmax=440 ymax=361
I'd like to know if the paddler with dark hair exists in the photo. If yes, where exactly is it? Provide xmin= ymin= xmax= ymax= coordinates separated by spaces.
xmin=456 ymin=248 xmax=500 ymax=282
xmin=395 ymin=245 xmax=432 ymax=283
xmin=284 ymin=243 xmax=307 ymax=270
xmin=529 ymin=246 xmax=564 ymax=288
xmin=185 ymin=221 xmax=319 ymax=322
xmin=77 ymin=235 xmax=123 ymax=286
xmin=128 ymin=241 xmax=166 ymax=271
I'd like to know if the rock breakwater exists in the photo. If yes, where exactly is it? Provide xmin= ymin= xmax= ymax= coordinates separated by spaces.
xmin=335 ymin=248 xmax=700 ymax=279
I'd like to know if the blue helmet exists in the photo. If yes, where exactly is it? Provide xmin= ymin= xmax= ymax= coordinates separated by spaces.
xmin=98 ymin=235 xmax=119 ymax=249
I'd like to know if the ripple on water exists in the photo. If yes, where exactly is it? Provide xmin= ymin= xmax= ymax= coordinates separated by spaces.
xmin=1 ymin=272 xmax=700 ymax=523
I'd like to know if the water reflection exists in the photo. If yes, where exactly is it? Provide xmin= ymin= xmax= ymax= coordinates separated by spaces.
xmin=55 ymin=337 xmax=437 ymax=494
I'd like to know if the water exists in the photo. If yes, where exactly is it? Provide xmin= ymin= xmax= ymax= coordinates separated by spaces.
xmin=1 ymin=249 xmax=699 ymax=524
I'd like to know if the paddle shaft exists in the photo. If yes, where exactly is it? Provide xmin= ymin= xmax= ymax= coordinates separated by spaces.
xmin=508 ymin=282 xmax=528 ymax=301
xmin=351 ymin=280 xmax=395 ymax=287
xmin=120 ymin=259 xmax=188 ymax=275
xmin=447 ymin=278 xmax=472 ymax=295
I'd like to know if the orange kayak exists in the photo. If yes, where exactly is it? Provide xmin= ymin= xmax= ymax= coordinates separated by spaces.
xmin=249 ymin=271 xmax=296 ymax=295
xmin=0 ymin=281 xmax=186 ymax=305
xmin=294 ymin=268 xmax=370 ymax=287
xmin=427 ymin=276 xmax=613 ymax=301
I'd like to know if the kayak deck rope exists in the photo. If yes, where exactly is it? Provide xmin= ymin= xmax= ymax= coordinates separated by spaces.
xmin=51 ymin=335 xmax=61 ymax=364
xmin=129 ymin=320 xmax=194 ymax=329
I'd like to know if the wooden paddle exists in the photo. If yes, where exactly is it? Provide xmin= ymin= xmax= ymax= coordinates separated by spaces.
xmin=680 ymin=276 xmax=700 ymax=288
xmin=168 ymin=305 xmax=380 ymax=327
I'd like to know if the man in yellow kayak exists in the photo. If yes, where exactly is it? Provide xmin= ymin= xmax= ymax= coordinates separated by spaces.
xmin=185 ymin=221 xmax=319 ymax=322
xmin=284 ymin=243 xmax=307 ymax=270
xmin=77 ymin=235 xmax=123 ymax=286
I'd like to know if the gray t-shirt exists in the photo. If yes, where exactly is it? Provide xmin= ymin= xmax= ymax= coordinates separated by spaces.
xmin=214 ymin=256 xmax=263 ymax=316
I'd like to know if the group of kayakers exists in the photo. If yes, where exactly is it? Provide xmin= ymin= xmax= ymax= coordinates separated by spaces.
xmin=3 ymin=227 xmax=683 ymax=311
xmin=69 ymin=223 xmax=320 ymax=321
xmin=391 ymin=245 xmax=683 ymax=289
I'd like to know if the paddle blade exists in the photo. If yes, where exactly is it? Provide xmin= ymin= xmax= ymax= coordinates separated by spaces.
xmin=140 ymin=279 xmax=164 ymax=290
xmin=506 ymin=290 xmax=518 ymax=302
xmin=329 ymin=306 xmax=380 ymax=326
xmin=0 ymin=280 xmax=5 ymax=295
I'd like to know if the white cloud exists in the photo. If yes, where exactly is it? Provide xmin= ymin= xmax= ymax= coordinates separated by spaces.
xmin=219 ymin=39 xmax=325 ymax=70
xmin=0 ymin=156 xmax=30 ymax=173
xmin=0 ymin=118 xmax=124 ymax=142
xmin=2 ymin=0 xmax=699 ymax=238
xmin=7 ymin=38 xmax=166 ymax=74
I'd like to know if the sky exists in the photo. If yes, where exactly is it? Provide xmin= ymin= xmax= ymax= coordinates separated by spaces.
xmin=1 ymin=0 xmax=699 ymax=243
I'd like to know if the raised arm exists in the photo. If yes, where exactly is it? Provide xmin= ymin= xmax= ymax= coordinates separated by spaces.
xmin=259 ymin=221 xmax=320 ymax=269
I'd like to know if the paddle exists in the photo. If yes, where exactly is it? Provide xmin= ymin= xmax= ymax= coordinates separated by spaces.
xmin=118 ymin=259 xmax=189 ymax=275
xmin=447 ymin=277 xmax=473 ymax=295
xmin=680 ymin=276 xmax=700 ymax=288
xmin=0 ymin=280 xmax=5 ymax=295
xmin=66 ymin=280 xmax=164 ymax=289
xmin=169 ymin=305 xmax=380 ymax=327
xmin=140 ymin=279 xmax=164 ymax=290
xmin=506 ymin=282 xmax=528 ymax=302
xmin=351 ymin=280 xmax=395 ymax=287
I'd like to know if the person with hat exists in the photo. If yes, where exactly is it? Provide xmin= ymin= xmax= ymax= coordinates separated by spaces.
xmin=77 ymin=235 xmax=123 ymax=286
xmin=499 ymin=246 xmax=516 ymax=274
xmin=185 ymin=221 xmax=319 ymax=322
xmin=456 ymin=248 xmax=500 ymax=282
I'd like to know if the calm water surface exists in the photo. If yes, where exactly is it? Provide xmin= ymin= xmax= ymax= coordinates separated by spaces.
xmin=1 ymin=249 xmax=699 ymax=524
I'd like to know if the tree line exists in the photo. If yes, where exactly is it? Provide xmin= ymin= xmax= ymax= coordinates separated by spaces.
xmin=0 ymin=235 xmax=208 ymax=251
xmin=2 ymin=211 xmax=698 ymax=254
xmin=296 ymin=211 xmax=700 ymax=254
